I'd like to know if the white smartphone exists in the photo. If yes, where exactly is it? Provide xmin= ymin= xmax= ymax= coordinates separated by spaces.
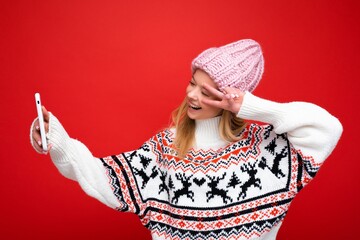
xmin=35 ymin=93 xmax=48 ymax=151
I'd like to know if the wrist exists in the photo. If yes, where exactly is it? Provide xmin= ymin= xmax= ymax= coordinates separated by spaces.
xmin=47 ymin=113 xmax=73 ymax=163
xmin=236 ymin=92 xmax=285 ymax=127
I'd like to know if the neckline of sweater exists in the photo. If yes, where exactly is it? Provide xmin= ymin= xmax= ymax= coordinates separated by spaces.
xmin=194 ymin=116 xmax=228 ymax=149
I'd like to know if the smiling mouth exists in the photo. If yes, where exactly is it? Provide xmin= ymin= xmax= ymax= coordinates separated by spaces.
xmin=189 ymin=104 xmax=202 ymax=110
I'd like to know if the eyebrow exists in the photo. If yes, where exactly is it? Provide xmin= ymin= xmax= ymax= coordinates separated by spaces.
xmin=192 ymin=76 xmax=209 ymax=91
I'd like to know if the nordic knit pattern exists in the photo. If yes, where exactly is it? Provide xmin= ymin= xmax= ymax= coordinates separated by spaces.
xmin=32 ymin=92 xmax=342 ymax=240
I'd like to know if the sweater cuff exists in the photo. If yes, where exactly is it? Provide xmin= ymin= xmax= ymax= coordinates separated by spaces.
xmin=237 ymin=92 xmax=286 ymax=128
xmin=47 ymin=113 xmax=74 ymax=164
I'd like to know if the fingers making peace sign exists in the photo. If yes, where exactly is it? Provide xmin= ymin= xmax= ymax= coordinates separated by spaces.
xmin=201 ymin=83 xmax=244 ymax=114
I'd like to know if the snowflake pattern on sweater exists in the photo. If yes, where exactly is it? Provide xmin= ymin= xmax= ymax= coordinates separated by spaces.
xmin=99 ymin=123 xmax=319 ymax=240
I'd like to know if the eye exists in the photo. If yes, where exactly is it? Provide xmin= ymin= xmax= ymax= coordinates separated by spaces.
xmin=201 ymin=91 xmax=209 ymax=97
xmin=189 ymin=80 xmax=195 ymax=86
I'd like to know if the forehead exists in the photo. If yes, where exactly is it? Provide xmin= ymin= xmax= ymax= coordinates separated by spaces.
xmin=193 ymin=69 xmax=218 ymax=88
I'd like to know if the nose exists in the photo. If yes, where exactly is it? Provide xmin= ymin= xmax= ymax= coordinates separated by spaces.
xmin=187 ymin=87 xmax=199 ymax=100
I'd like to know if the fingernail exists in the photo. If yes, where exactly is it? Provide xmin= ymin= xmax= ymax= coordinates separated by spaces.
xmin=36 ymin=125 xmax=39 ymax=130
xmin=38 ymin=140 xmax=42 ymax=146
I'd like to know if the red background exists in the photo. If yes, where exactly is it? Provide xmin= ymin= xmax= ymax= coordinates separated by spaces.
xmin=1 ymin=0 xmax=359 ymax=239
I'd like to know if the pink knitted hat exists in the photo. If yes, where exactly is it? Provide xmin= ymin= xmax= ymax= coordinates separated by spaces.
xmin=191 ymin=39 xmax=264 ymax=92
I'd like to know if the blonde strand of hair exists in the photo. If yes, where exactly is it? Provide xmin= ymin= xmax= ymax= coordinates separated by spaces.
xmin=171 ymin=100 xmax=246 ymax=159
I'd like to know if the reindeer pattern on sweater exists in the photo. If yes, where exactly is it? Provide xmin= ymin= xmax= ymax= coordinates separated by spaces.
xmin=99 ymin=123 xmax=318 ymax=239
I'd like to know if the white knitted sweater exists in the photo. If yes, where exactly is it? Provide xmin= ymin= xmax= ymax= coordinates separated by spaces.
xmin=30 ymin=92 xmax=342 ymax=240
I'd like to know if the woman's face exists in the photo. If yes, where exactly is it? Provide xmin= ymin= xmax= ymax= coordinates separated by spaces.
xmin=186 ymin=69 xmax=222 ymax=120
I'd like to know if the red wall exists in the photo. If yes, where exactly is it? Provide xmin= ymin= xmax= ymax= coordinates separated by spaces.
xmin=1 ymin=0 xmax=359 ymax=239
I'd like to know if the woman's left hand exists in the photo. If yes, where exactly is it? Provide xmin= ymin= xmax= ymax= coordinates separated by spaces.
xmin=201 ymin=83 xmax=245 ymax=114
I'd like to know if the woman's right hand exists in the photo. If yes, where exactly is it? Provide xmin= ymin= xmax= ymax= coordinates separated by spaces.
xmin=32 ymin=106 xmax=51 ymax=154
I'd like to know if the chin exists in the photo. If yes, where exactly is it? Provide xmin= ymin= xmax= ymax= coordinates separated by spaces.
xmin=187 ymin=111 xmax=199 ymax=120
xmin=187 ymin=113 xmax=196 ymax=120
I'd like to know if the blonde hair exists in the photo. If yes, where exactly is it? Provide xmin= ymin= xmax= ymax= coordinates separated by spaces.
xmin=171 ymin=98 xmax=247 ymax=158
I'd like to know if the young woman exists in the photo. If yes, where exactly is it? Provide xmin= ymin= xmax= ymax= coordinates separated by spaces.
xmin=30 ymin=39 xmax=342 ymax=240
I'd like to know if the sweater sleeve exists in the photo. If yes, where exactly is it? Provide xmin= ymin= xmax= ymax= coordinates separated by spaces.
xmin=30 ymin=113 xmax=155 ymax=215
xmin=237 ymin=92 xmax=343 ymax=165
